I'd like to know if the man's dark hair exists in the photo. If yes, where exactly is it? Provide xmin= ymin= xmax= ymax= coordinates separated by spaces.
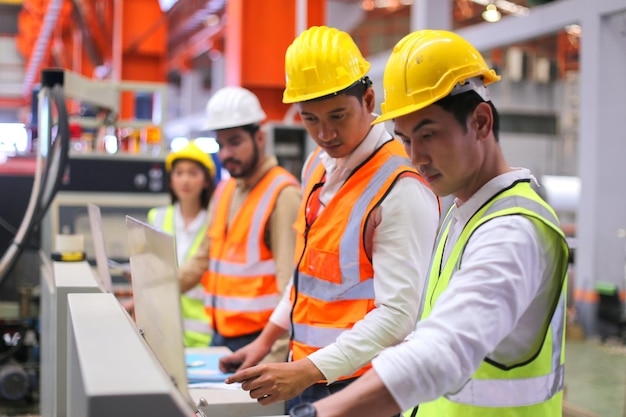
xmin=435 ymin=90 xmax=500 ymax=142
xmin=240 ymin=123 xmax=261 ymax=138
xmin=305 ymin=76 xmax=373 ymax=104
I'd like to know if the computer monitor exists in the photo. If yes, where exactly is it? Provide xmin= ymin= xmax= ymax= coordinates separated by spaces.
xmin=125 ymin=216 xmax=195 ymax=410
xmin=125 ymin=216 xmax=286 ymax=417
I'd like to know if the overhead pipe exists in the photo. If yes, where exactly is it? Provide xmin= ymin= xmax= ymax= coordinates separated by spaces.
xmin=71 ymin=0 xmax=111 ymax=65
xmin=112 ymin=0 xmax=122 ymax=81
xmin=168 ymin=0 xmax=226 ymax=49
xmin=296 ymin=0 xmax=307 ymax=35
xmin=168 ymin=22 xmax=225 ymax=72
xmin=21 ymin=0 xmax=64 ymax=97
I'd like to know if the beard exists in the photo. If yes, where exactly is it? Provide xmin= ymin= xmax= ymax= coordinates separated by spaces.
xmin=223 ymin=141 xmax=259 ymax=179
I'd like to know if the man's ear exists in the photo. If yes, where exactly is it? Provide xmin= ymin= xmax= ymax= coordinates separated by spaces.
xmin=255 ymin=127 xmax=266 ymax=150
xmin=473 ymin=102 xmax=493 ymax=140
xmin=363 ymin=88 xmax=376 ymax=113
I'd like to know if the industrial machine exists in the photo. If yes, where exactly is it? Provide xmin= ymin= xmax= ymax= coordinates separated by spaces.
xmin=38 ymin=217 xmax=285 ymax=417
xmin=0 ymin=68 xmax=71 ymax=412
xmin=0 ymin=68 xmax=169 ymax=414
xmin=0 ymin=67 xmax=285 ymax=417
xmin=263 ymin=122 xmax=315 ymax=179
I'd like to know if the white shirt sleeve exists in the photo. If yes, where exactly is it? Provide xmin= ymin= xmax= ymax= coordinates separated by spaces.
xmin=307 ymin=177 xmax=440 ymax=383
xmin=372 ymin=215 xmax=562 ymax=410
xmin=269 ymin=279 xmax=294 ymax=330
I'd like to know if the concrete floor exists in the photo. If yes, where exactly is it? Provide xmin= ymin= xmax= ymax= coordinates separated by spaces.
xmin=565 ymin=338 xmax=626 ymax=417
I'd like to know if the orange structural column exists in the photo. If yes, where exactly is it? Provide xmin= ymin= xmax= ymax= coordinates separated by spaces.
xmin=224 ymin=0 xmax=325 ymax=122
xmin=117 ymin=0 xmax=167 ymax=120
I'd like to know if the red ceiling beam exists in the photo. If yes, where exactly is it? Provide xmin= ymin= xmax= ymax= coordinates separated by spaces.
xmin=167 ymin=22 xmax=224 ymax=72
xmin=0 ymin=96 xmax=29 ymax=108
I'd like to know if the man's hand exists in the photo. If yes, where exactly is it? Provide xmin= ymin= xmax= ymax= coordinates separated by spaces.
xmin=219 ymin=339 xmax=269 ymax=373
xmin=225 ymin=358 xmax=323 ymax=405
xmin=219 ymin=322 xmax=289 ymax=373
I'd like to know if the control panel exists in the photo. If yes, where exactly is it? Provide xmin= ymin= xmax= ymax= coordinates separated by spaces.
xmin=59 ymin=153 xmax=166 ymax=193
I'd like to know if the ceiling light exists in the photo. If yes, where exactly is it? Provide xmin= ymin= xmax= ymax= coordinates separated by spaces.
xmin=361 ymin=0 xmax=412 ymax=11
xmin=204 ymin=14 xmax=220 ymax=27
xmin=158 ymin=0 xmax=178 ymax=12
xmin=565 ymin=24 xmax=582 ymax=36
xmin=471 ymin=0 xmax=529 ymax=17
xmin=361 ymin=0 xmax=375 ymax=11
xmin=482 ymin=4 xmax=502 ymax=22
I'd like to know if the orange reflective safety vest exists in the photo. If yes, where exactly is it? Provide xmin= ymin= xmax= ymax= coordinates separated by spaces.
xmin=290 ymin=139 xmax=433 ymax=381
xmin=203 ymin=166 xmax=299 ymax=337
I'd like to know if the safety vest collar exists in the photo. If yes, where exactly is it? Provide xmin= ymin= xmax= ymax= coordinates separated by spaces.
xmin=302 ymin=148 xmax=324 ymax=188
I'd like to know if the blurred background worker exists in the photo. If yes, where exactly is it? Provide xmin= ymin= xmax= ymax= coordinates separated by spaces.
xmin=299 ymin=30 xmax=570 ymax=417
xmin=178 ymin=86 xmax=302 ymax=363
xmin=148 ymin=141 xmax=216 ymax=347
xmin=220 ymin=26 xmax=440 ymax=409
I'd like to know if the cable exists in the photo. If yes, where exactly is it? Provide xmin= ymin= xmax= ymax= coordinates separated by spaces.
xmin=34 ymin=85 xmax=70 ymax=224
xmin=0 ymin=217 xmax=17 ymax=235
xmin=0 ymin=83 xmax=70 ymax=287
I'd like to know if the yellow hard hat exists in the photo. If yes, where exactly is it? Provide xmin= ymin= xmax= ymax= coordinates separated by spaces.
xmin=283 ymin=26 xmax=371 ymax=103
xmin=374 ymin=30 xmax=501 ymax=124
xmin=165 ymin=141 xmax=216 ymax=178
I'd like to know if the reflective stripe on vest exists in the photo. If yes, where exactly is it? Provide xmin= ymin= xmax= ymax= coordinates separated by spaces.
xmin=207 ymin=166 xmax=299 ymax=336
xmin=183 ymin=317 xmax=212 ymax=334
xmin=149 ymin=206 xmax=168 ymax=228
xmin=209 ymin=259 xmax=276 ymax=277
xmin=291 ymin=140 xmax=432 ymax=381
xmin=205 ymin=293 xmax=281 ymax=312
xmin=292 ymin=323 xmax=346 ymax=348
xmin=447 ymin=293 xmax=566 ymax=408
xmin=447 ymin=364 xmax=564 ymax=408
xmin=184 ymin=285 xmax=205 ymax=301
xmin=419 ymin=180 xmax=568 ymax=415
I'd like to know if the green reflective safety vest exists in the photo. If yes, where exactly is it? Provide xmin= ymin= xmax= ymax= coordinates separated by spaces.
xmin=148 ymin=206 xmax=212 ymax=347
xmin=416 ymin=180 xmax=569 ymax=417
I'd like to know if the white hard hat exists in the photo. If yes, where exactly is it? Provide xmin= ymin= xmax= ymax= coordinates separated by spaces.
xmin=204 ymin=86 xmax=267 ymax=131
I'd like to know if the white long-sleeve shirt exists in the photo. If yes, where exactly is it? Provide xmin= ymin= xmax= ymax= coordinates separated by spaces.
xmin=270 ymin=121 xmax=440 ymax=383
xmin=372 ymin=169 xmax=566 ymax=411
xmin=172 ymin=202 xmax=208 ymax=266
